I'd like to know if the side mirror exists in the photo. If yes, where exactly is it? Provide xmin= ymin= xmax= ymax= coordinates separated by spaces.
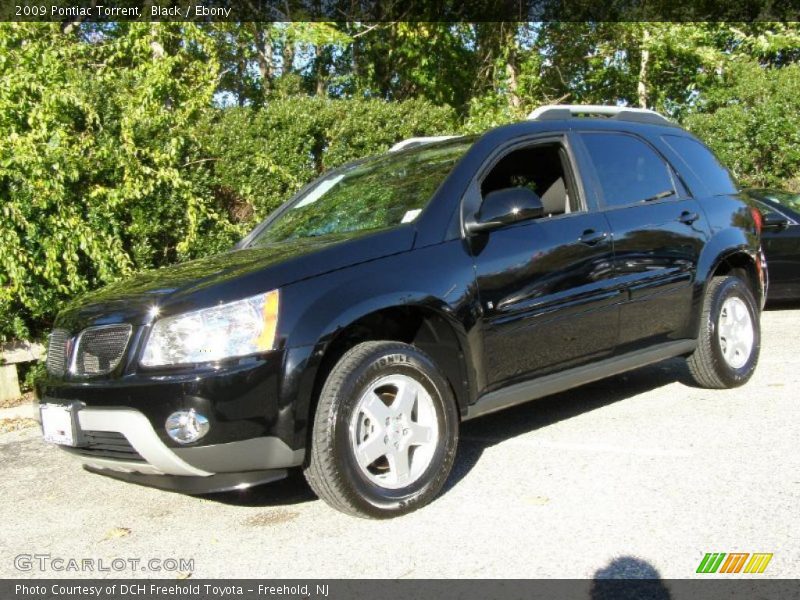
xmin=762 ymin=211 xmax=791 ymax=231
xmin=465 ymin=187 xmax=544 ymax=234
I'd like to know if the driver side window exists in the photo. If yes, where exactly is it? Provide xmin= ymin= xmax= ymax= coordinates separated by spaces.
xmin=481 ymin=143 xmax=579 ymax=218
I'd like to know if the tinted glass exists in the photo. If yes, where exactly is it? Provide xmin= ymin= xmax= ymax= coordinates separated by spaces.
xmin=758 ymin=191 xmax=800 ymax=216
xmin=581 ymin=133 xmax=676 ymax=208
xmin=248 ymin=140 xmax=471 ymax=246
xmin=662 ymin=135 xmax=737 ymax=195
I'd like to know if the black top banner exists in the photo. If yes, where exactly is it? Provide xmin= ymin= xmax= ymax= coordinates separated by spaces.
xmin=2 ymin=0 xmax=800 ymax=22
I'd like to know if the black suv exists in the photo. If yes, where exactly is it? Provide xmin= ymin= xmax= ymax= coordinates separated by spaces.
xmin=39 ymin=105 xmax=766 ymax=518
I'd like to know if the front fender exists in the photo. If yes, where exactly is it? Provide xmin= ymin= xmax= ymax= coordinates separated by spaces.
xmin=276 ymin=240 xmax=480 ymax=448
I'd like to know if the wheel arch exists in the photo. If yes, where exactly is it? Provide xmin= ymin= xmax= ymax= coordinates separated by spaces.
xmin=315 ymin=302 xmax=471 ymax=405
xmin=287 ymin=298 xmax=476 ymax=453
xmin=709 ymin=252 xmax=761 ymax=301
xmin=693 ymin=228 xmax=763 ymax=338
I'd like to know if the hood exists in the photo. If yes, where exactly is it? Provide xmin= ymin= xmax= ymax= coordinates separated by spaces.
xmin=58 ymin=226 xmax=415 ymax=330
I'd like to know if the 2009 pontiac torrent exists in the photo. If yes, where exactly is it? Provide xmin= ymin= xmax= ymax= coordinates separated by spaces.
xmin=39 ymin=105 xmax=766 ymax=518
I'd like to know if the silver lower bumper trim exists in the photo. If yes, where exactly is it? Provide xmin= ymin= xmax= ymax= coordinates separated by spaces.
xmin=76 ymin=409 xmax=212 ymax=477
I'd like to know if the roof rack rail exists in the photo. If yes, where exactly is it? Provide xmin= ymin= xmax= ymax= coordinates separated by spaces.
xmin=389 ymin=136 xmax=457 ymax=152
xmin=527 ymin=104 xmax=674 ymax=126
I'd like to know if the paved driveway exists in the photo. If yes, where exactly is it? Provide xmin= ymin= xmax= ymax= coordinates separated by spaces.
xmin=2 ymin=306 xmax=798 ymax=579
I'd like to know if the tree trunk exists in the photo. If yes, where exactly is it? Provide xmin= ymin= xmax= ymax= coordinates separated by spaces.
xmin=506 ymin=60 xmax=521 ymax=109
xmin=477 ymin=24 xmax=521 ymax=111
xmin=150 ymin=24 xmax=165 ymax=59
xmin=637 ymin=27 xmax=650 ymax=109
xmin=503 ymin=24 xmax=521 ymax=111
xmin=252 ymin=23 xmax=273 ymax=100
xmin=352 ymin=36 xmax=361 ymax=82
xmin=282 ymin=38 xmax=295 ymax=74
xmin=315 ymin=44 xmax=326 ymax=96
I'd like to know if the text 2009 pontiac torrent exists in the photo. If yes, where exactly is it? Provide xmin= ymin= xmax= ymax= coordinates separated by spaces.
xmin=39 ymin=105 xmax=766 ymax=518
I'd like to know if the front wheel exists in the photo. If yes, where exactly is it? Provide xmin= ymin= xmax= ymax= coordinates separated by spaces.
xmin=304 ymin=341 xmax=459 ymax=518
xmin=687 ymin=275 xmax=761 ymax=389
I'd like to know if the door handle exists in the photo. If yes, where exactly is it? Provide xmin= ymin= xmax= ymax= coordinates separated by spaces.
xmin=679 ymin=211 xmax=700 ymax=225
xmin=578 ymin=229 xmax=609 ymax=245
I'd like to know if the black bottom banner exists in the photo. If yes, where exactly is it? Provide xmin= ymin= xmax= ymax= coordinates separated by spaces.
xmin=3 ymin=579 xmax=800 ymax=600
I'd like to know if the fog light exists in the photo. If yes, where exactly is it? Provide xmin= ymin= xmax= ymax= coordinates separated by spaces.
xmin=165 ymin=409 xmax=210 ymax=444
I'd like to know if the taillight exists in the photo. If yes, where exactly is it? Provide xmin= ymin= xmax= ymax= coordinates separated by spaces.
xmin=750 ymin=207 xmax=763 ymax=235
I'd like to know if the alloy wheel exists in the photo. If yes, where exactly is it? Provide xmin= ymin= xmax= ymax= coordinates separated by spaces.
xmin=349 ymin=374 xmax=439 ymax=490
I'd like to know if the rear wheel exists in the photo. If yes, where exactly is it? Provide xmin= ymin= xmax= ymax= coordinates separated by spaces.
xmin=687 ymin=275 xmax=760 ymax=388
xmin=304 ymin=341 xmax=459 ymax=518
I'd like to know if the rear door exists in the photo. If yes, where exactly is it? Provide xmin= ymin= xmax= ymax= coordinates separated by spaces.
xmin=576 ymin=131 xmax=711 ymax=353
xmin=467 ymin=136 xmax=620 ymax=391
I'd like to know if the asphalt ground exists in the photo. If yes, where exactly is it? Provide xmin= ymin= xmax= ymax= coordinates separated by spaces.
xmin=1 ymin=305 xmax=798 ymax=580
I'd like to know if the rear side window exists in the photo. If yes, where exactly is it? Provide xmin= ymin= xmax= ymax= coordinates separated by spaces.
xmin=661 ymin=135 xmax=737 ymax=195
xmin=580 ymin=133 xmax=675 ymax=208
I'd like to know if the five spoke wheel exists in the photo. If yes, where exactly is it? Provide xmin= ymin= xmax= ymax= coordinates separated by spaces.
xmin=718 ymin=296 xmax=755 ymax=369
xmin=306 ymin=341 xmax=460 ymax=517
xmin=687 ymin=275 xmax=760 ymax=389
xmin=350 ymin=374 xmax=439 ymax=489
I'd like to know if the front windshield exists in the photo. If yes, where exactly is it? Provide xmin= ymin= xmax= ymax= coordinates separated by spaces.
xmin=248 ymin=139 xmax=471 ymax=246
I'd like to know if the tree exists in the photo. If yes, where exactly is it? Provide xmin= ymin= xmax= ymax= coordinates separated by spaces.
xmin=0 ymin=23 xmax=224 ymax=340
xmin=3 ymin=20 xmax=800 ymax=345
xmin=531 ymin=22 xmax=800 ymax=116
xmin=199 ymin=96 xmax=458 ymax=219
xmin=208 ymin=22 xmax=350 ymax=106
xmin=684 ymin=61 xmax=800 ymax=190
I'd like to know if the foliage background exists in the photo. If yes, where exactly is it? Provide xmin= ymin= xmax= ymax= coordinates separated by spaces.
xmin=1 ymin=21 xmax=799 ymax=343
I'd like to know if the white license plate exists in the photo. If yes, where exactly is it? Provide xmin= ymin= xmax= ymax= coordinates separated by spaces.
xmin=41 ymin=404 xmax=77 ymax=446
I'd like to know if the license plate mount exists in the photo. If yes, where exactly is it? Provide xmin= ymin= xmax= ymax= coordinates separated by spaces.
xmin=40 ymin=403 xmax=80 ymax=446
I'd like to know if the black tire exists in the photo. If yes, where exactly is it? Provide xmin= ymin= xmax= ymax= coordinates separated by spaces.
xmin=687 ymin=275 xmax=761 ymax=389
xmin=304 ymin=341 xmax=459 ymax=518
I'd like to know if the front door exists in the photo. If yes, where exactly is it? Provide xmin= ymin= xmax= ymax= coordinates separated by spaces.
xmin=468 ymin=139 xmax=620 ymax=392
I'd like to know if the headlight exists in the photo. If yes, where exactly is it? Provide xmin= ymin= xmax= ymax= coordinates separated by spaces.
xmin=140 ymin=289 xmax=279 ymax=367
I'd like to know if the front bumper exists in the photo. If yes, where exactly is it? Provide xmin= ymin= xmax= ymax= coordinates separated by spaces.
xmin=42 ymin=404 xmax=304 ymax=493
xmin=82 ymin=465 xmax=289 ymax=494
xmin=38 ymin=349 xmax=307 ymax=492
xmin=70 ymin=408 xmax=212 ymax=476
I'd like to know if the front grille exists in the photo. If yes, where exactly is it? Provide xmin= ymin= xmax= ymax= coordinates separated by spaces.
xmin=63 ymin=431 xmax=144 ymax=462
xmin=46 ymin=329 xmax=71 ymax=376
xmin=73 ymin=324 xmax=132 ymax=376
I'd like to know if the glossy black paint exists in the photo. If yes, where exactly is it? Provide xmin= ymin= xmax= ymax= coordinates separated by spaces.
xmin=466 ymin=187 xmax=545 ymax=233
xmin=42 ymin=352 xmax=286 ymax=449
xmin=764 ymin=224 xmax=800 ymax=299
xmin=741 ymin=189 xmax=800 ymax=300
xmin=601 ymin=198 xmax=710 ymax=352
xmin=40 ymin=117 xmax=765 ymax=463
xmin=472 ymin=210 xmax=618 ymax=388
xmin=57 ymin=226 xmax=416 ymax=331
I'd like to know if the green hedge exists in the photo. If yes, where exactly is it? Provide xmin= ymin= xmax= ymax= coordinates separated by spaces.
xmin=198 ymin=96 xmax=458 ymax=226
xmin=0 ymin=38 xmax=457 ymax=343
xmin=2 ymin=25 xmax=797 ymax=345
xmin=0 ymin=23 xmax=225 ymax=342
xmin=684 ymin=62 xmax=800 ymax=191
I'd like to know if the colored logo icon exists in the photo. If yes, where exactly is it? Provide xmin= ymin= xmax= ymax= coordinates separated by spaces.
xmin=696 ymin=553 xmax=773 ymax=574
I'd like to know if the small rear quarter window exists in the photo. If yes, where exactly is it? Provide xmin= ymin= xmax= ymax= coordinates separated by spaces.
xmin=661 ymin=135 xmax=737 ymax=196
